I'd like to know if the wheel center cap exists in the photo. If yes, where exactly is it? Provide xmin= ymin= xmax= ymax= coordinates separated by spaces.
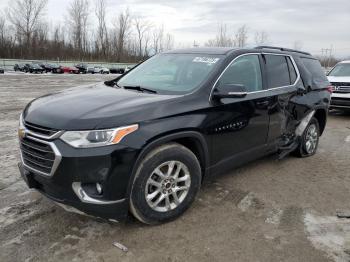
xmin=165 ymin=182 xmax=171 ymax=189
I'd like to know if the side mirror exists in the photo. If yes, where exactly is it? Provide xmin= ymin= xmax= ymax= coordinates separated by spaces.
xmin=212 ymin=84 xmax=248 ymax=99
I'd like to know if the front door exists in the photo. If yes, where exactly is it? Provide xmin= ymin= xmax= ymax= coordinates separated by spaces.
xmin=209 ymin=53 xmax=270 ymax=165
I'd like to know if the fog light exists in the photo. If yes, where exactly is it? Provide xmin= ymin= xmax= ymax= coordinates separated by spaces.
xmin=96 ymin=183 xmax=103 ymax=194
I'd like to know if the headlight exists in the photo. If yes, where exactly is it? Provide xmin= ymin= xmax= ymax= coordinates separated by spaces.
xmin=60 ymin=124 xmax=138 ymax=148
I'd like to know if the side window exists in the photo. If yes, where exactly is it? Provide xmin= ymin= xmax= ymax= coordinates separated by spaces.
xmin=217 ymin=55 xmax=262 ymax=92
xmin=265 ymin=55 xmax=290 ymax=88
xmin=286 ymin=57 xmax=297 ymax=84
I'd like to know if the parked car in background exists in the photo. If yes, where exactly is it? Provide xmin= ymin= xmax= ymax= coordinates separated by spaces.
xmin=18 ymin=46 xmax=330 ymax=224
xmin=124 ymin=65 xmax=133 ymax=73
xmin=0 ymin=67 xmax=4 ymax=74
xmin=327 ymin=61 xmax=350 ymax=111
xmin=75 ymin=63 xmax=88 ymax=74
xmin=86 ymin=66 xmax=109 ymax=74
xmin=109 ymin=67 xmax=125 ymax=74
xmin=39 ymin=63 xmax=59 ymax=73
xmin=51 ymin=64 xmax=62 ymax=74
xmin=60 ymin=66 xmax=79 ymax=74
xmin=86 ymin=67 xmax=96 ymax=74
xmin=97 ymin=66 xmax=110 ymax=74
xmin=27 ymin=64 xmax=45 ymax=73
xmin=23 ymin=64 xmax=31 ymax=73
xmin=49 ymin=64 xmax=61 ymax=73
xmin=14 ymin=64 xmax=25 ymax=72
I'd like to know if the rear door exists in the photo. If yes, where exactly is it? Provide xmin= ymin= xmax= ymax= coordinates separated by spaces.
xmin=262 ymin=53 xmax=301 ymax=144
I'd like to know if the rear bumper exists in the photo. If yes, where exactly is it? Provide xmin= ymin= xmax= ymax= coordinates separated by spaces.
xmin=19 ymin=162 xmax=130 ymax=221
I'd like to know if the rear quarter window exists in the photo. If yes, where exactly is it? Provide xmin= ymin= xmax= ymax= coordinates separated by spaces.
xmin=301 ymin=58 xmax=329 ymax=89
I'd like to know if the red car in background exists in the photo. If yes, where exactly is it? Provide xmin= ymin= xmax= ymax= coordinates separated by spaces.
xmin=60 ymin=66 xmax=79 ymax=74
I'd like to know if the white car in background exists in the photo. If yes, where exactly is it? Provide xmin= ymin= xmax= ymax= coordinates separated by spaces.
xmin=87 ymin=66 xmax=110 ymax=74
xmin=98 ymin=66 xmax=110 ymax=74
xmin=327 ymin=61 xmax=350 ymax=111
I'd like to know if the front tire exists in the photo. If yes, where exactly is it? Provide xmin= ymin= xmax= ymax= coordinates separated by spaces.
xmin=130 ymin=143 xmax=201 ymax=225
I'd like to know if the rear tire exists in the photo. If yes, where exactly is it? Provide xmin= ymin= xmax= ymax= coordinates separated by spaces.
xmin=294 ymin=117 xmax=320 ymax=157
xmin=130 ymin=143 xmax=201 ymax=225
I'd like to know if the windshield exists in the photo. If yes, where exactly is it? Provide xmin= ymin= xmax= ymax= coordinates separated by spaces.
xmin=117 ymin=53 xmax=224 ymax=94
xmin=328 ymin=63 xmax=350 ymax=77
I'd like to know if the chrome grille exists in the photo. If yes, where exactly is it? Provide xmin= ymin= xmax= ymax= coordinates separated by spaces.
xmin=24 ymin=121 xmax=62 ymax=139
xmin=331 ymin=82 xmax=350 ymax=93
xmin=20 ymin=136 xmax=61 ymax=176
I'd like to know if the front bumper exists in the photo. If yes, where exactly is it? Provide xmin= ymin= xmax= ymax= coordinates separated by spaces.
xmin=19 ymin=136 xmax=140 ymax=221
xmin=20 ymin=162 xmax=129 ymax=220
xmin=330 ymin=93 xmax=350 ymax=109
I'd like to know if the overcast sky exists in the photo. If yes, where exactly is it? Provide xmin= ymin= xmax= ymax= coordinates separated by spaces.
xmin=1 ymin=0 xmax=350 ymax=57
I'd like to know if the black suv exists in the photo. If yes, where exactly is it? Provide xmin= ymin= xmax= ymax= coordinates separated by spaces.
xmin=18 ymin=47 xmax=331 ymax=224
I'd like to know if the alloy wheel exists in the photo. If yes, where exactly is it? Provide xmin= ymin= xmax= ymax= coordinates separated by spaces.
xmin=305 ymin=123 xmax=318 ymax=154
xmin=145 ymin=161 xmax=191 ymax=212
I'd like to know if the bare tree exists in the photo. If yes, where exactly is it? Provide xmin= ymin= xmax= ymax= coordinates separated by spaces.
xmin=233 ymin=25 xmax=248 ymax=48
xmin=95 ymin=0 xmax=108 ymax=59
xmin=152 ymin=25 xmax=164 ymax=54
xmin=0 ymin=17 xmax=6 ymax=46
xmin=0 ymin=3 xmax=180 ymax=61
xmin=254 ymin=31 xmax=269 ymax=46
xmin=7 ymin=0 xmax=47 ymax=55
xmin=67 ymin=0 xmax=89 ymax=58
xmin=164 ymin=33 xmax=174 ymax=51
xmin=134 ymin=17 xmax=152 ymax=57
xmin=205 ymin=23 xmax=233 ymax=47
xmin=113 ymin=9 xmax=131 ymax=61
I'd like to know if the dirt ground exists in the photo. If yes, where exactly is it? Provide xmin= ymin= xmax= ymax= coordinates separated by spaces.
xmin=0 ymin=73 xmax=350 ymax=262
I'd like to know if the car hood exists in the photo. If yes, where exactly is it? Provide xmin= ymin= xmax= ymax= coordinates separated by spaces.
xmin=327 ymin=76 xmax=350 ymax=83
xmin=23 ymin=83 xmax=180 ymax=130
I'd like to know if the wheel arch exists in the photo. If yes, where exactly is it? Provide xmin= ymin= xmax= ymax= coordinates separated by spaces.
xmin=126 ymin=131 xmax=209 ymax=197
xmin=314 ymin=108 xmax=327 ymax=136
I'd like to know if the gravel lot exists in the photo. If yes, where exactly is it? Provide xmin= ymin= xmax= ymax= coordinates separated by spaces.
xmin=0 ymin=73 xmax=350 ymax=262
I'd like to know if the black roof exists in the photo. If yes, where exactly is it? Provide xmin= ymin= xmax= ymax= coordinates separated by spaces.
xmin=165 ymin=47 xmax=238 ymax=55
xmin=165 ymin=46 xmax=313 ymax=57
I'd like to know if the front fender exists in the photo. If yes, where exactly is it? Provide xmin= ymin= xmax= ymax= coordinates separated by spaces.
xmin=124 ymin=129 xmax=209 ymax=198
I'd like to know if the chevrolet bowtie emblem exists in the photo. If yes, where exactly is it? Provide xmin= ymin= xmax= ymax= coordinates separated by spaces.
xmin=18 ymin=128 xmax=26 ymax=139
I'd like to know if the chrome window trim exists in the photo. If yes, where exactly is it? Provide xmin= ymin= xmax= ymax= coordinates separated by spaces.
xmin=20 ymin=135 xmax=62 ymax=177
xmin=209 ymin=52 xmax=301 ymax=101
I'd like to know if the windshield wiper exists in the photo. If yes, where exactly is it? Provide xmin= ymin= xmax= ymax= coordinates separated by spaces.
xmin=122 ymin=85 xmax=157 ymax=94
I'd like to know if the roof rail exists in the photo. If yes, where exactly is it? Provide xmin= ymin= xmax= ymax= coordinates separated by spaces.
xmin=255 ymin=46 xmax=311 ymax=56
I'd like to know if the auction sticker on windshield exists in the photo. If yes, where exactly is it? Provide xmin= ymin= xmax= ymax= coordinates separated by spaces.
xmin=193 ymin=57 xmax=220 ymax=65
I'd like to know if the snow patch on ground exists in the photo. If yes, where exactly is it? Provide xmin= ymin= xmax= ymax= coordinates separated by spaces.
xmin=304 ymin=212 xmax=350 ymax=262
xmin=237 ymin=192 xmax=256 ymax=212
xmin=265 ymin=207 xmax=283 ymax=225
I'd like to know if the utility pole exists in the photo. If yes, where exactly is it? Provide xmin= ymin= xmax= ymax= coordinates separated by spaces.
xmin=321 ymin=47 xmax=332 ymax=68
xmin=327 ymin=45 xmax=333 ymax=68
